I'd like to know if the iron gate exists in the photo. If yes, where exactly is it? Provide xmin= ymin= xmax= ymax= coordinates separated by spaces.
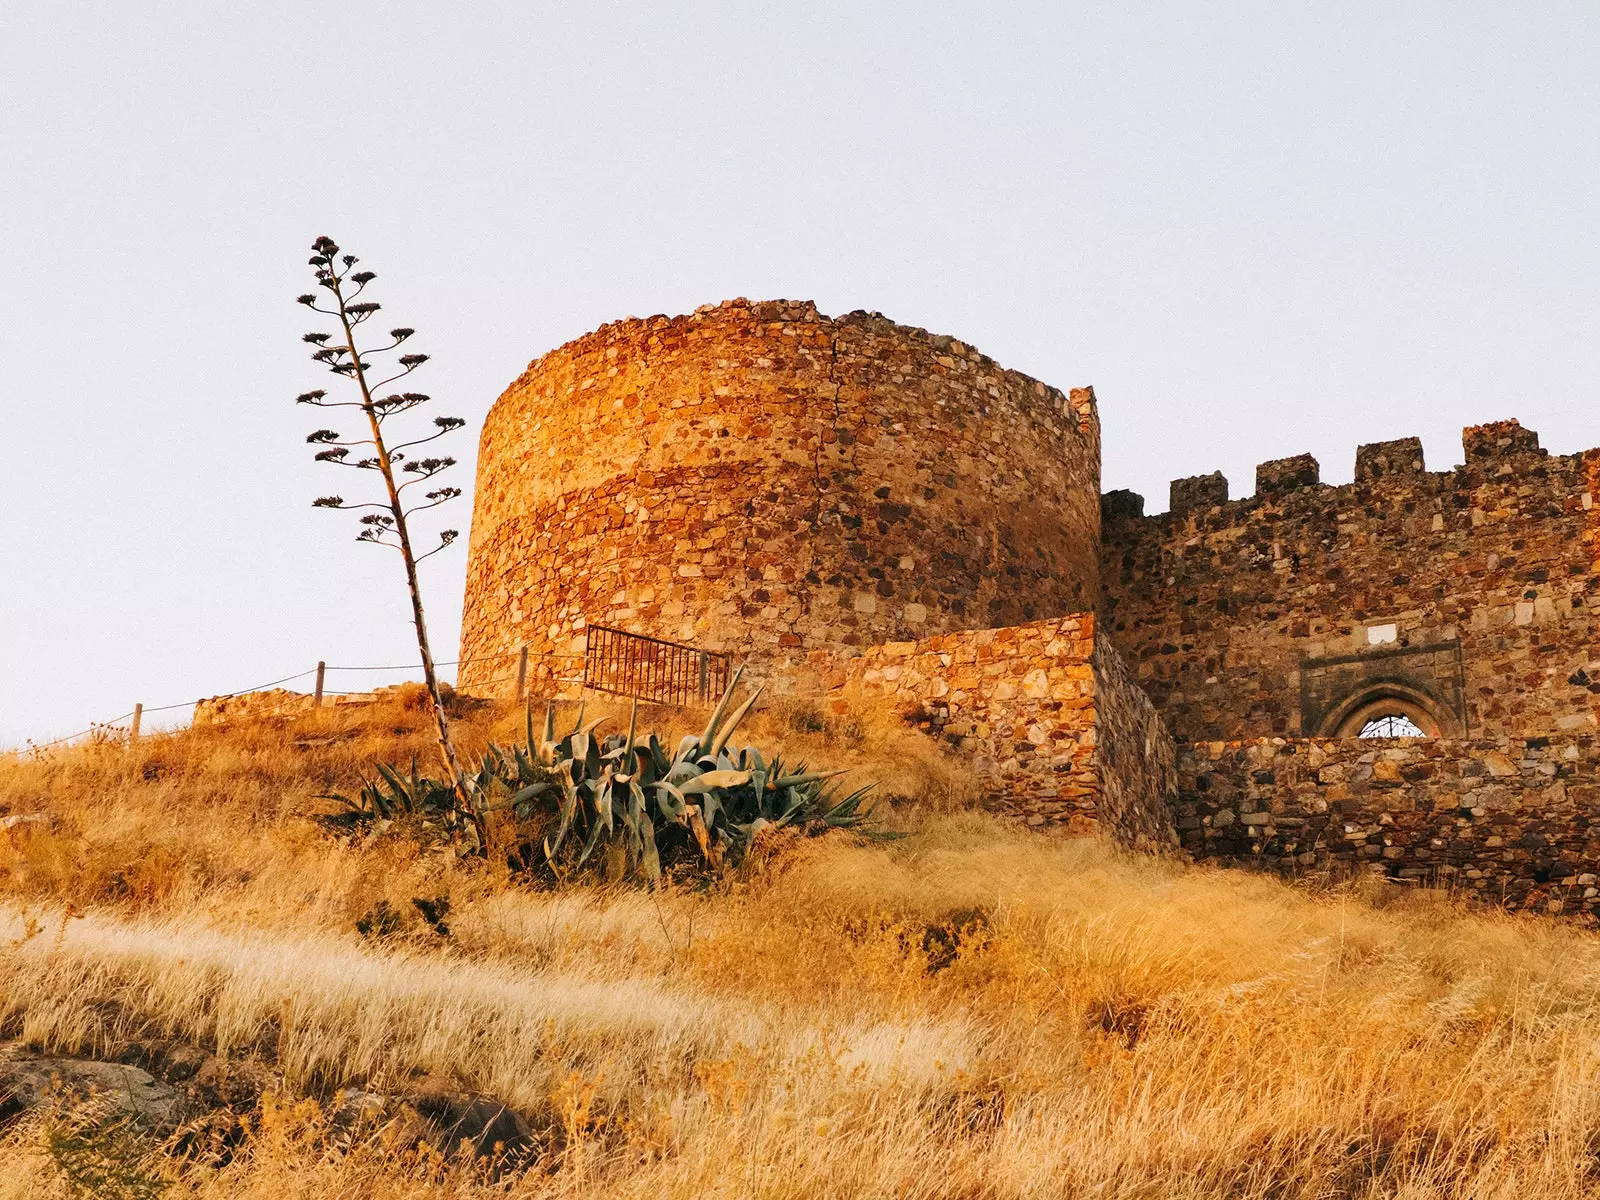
xmin=582 ymin=624 xmax=732 ymax=706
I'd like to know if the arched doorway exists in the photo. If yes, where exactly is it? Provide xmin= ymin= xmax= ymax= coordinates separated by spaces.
xmin=1315 ymin=682 xmax=1455 ymax=738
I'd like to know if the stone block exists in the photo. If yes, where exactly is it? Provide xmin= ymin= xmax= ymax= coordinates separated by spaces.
xmin=1354 ymin=437 xmax=1425 ymax=480
xmin=1463 ymin=418 xmax=1540 ymax=461
xmin=1101 ymin=489 xmax=1145 ymax=522
xmin=1169 ymin=471 xmax=1229 ymax=514
xmin=1254 ymin=453 xmax=1320 ymax=497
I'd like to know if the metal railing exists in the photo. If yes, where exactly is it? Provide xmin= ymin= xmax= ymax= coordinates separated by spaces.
xmin=582 ymin=624 xmax=731 ymax=706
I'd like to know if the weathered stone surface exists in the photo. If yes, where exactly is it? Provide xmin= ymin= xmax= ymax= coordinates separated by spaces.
xmin=1092 ymin=629 xmax=1180 ymax=852
xmin=0 ymin=1056 xmax=180 ymax=1130
xmin=824 ymin=614 xmax=1176 ymax=848
xmin=1102 ymin=420 xmax=1600 ymax=742
xmin=1177 ymin=735 xmax=1600 ymax=918
xmin=459 ymin=300 xmax=1102 ymax=696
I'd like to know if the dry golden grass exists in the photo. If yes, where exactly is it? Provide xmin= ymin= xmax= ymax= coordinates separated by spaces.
xmin=5 ymin=694 xmax=1600 ymax=1196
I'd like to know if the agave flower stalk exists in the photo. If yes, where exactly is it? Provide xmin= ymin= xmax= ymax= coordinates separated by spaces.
xmin=294 ymin=236 xmax=483 ymax=847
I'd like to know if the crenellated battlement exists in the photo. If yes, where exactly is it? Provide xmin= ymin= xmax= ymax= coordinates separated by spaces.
xmin=455 ymin=295 xmax=1600 ymax=897
xmin=1103 ymin=419 xmax=1569 ymax=525
xmin=1354 ymin=436 xmax=1425 ymax=481
xmin=1098 ymin=415 xmax=1599 ymax=746
xmin=1463 ymin=417 xmax=1542 ymax=462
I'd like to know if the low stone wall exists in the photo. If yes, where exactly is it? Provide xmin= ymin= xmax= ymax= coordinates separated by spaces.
xmin=193 ymin=686 xmax=396 ymax=726
xmin=1177 ymin=735 xmax=1600 ymax=917
xmin=826 ymin=614 xmax=1177 ymax=846
xmin=193 ymin=689 xmax=322 ymax=725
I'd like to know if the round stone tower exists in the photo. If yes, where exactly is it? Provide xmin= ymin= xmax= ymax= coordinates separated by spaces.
xmin=458 ymin=299 xmax=1101 ymax=693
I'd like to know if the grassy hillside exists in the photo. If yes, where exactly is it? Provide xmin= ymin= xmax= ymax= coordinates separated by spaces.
xmin=4 ymin=695 xmax=1600 ymax=1198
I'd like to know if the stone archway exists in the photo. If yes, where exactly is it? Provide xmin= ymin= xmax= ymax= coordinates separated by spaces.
xmin=1315 ymin=681 xmax=1458 ymax=738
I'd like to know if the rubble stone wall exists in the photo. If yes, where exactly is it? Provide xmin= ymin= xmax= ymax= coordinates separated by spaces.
xmin=1101 ymin=421 xmax=1600 ymax=742
xmin=827 ymin=614 xmax=1177 ymax=847
xmin=1091 ymin=631 xmax=1180 ymax=852
xmin=192 ymin=687 xmax=388 ymax=726
xmin=459 ymin=300 xmax=1101 ymax=693
xmin=1177 ymin=735 xmax=1600 ymax=918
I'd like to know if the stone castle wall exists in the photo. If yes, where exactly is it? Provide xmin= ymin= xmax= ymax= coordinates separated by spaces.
xmin=459 ymin=300 xmax=1101 ymax=694
xmin=452 ymin=293 xmax=1600 ymax=896
xmin=826 ymin=614 xmax=1176 ymax=848
xmin=1177 ymin=734 xmax=1600 ymax=918
xmin=1101 ymin=421 xmax=1600 ymax=743
xmin=1091 ymin=630 xmax=1180 ymax=853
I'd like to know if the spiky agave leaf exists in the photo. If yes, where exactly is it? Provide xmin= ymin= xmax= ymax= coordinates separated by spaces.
xmin=638 ymin=805 xmax=661 ymax=881
xmin=707 ymin=684 xmax=764 ymax=759
xmin=695 ymin=666 xmax=746 ymax=753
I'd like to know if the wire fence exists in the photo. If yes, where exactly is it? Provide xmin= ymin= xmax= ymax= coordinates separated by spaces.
xmin=14 ymin=646 xmax=588 ymax=756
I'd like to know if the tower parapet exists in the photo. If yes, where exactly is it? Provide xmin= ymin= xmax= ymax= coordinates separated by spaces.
xmin=459 ymin=300 xmax=1104 ymax=693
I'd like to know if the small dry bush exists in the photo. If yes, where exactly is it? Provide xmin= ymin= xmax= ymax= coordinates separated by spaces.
xmin=5 ymin=698 xmax=1600 ymax=1196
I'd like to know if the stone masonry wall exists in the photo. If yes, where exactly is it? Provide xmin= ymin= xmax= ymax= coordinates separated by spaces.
xmin=1101 ymin=421 xmax=1600 ymax=742
xmin=193 ymin=686 xmax=399 ymax=726
xmin=826 ymin=614 xmax=1177 ymax=847
xmin=1091 ymin=631 xmax=1180 ymax=852
xmin=829 ymin=615 xmax=1097 ymax=831
xmin=1177 ymin=735 xmax=1600 ymax=919
xmin=459 ymin=299 xmax=1101 ymax=694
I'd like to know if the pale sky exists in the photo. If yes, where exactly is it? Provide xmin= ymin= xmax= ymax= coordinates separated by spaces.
xmin=3 ymin=2 xmax=1597 ymax=746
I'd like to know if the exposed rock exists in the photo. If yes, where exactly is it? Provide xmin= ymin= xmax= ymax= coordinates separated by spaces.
xmin=412 ymin=1078 xmax=536 ymax=1160
xmin=0 ymin=1056 xmax=179 ymax=1130
xmin=920 ymin=906 xmax=992 ymax=973
xmin=116 ymin=1038 xmax=210 ymax=1084
xmin=332 ymin=1086 xmax=387 ymax=1127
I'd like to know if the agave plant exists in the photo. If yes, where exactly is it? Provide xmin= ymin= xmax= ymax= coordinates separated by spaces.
xmin=532 ymin=669 xmax=875 ymax=881
xmin=318 ymin=671 xmax=875 ymax=882
xmin=316 ymin=757 xmax=462 ymax=831
xmin=317 ymin=743 xmax=552 ymax=834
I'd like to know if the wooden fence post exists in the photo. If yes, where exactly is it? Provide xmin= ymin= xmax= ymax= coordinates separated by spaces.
xmin=697 ymin=651 xmax=709 ymax=702
xmin=313 ymin=661 xmax=326 ymax=707
xmin=516 ymin=646 xmax=528 ymax=703
xmin=129 ymin=703 xmax=143 ymax=743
